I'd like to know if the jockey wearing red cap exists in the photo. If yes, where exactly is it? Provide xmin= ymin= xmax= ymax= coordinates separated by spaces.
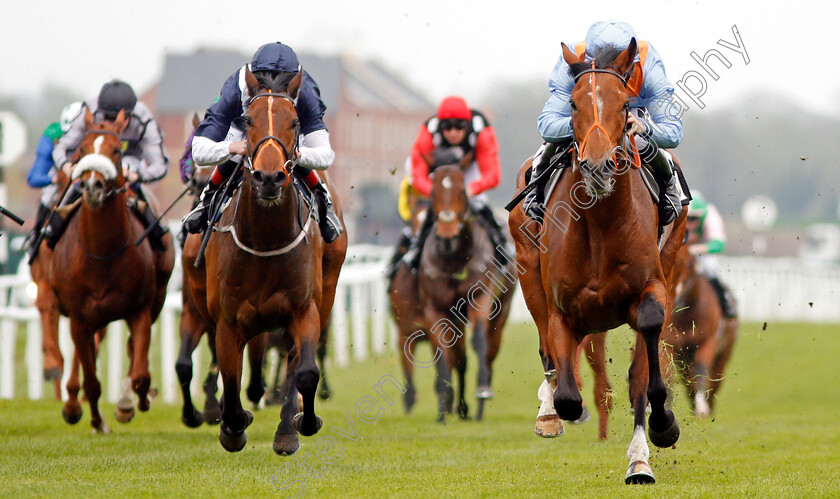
xmin=400 ymin=95 xmax=508 ymax=271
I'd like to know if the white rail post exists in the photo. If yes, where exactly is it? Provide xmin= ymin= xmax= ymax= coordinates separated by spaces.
xmin=160 ymin=300 xmax=177 ymax=403
xmin=59 ymin=318 xmax=72 ymax=401
xmin=26 ymin=317 xmax=42 ymax=400
xmin=351 ymin=283 xmax=368 ymax=361
xmin=332 ymin=284 xmax=349 ymax=367
xmin=372 ymin=277 xmax=387 ymax=354
xmin=107 ymin=321 xmax=123 ymax=403
xmin=0 ymin=318 xmax=15 ymax=398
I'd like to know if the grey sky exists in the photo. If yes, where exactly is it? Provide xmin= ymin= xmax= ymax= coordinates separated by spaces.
xmin=2 ymin=0 xmax=835 ymax=116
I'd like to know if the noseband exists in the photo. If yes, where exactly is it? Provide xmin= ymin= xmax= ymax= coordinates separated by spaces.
xmin=244 ymin=92 xmax=301 ymax=188
xmin=75 ymin=128 xmax=128 ymax=200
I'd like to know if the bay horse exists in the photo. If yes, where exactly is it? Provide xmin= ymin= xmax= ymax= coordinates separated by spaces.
xmin=49 ymin=109 xmax=175 ymax=433
xmin=183 ymin=67 xmax=347 ymax=454
xmin=401 ymin=155 xmax=516 ymax=423
xmin=662 ymin=223 xmax=739 ymax=416
xmin=175 ymin=115 xmax=268 ymax=428
xmin=508 ymin=39 xmax=686 ymax=483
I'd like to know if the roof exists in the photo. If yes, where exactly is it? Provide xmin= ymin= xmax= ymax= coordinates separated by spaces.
xmin=154 ymin=48 xmax=432 ymax=116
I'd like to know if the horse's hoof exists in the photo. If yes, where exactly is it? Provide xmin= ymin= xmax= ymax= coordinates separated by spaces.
xmin=43 ymin=367 xmax=62 ymax=381
xmin=475 ymin=386 xmax=494 ymax=399
xmin=534 ymin=415 xmax=565 ymax=438
xmin=273 ymin=433 xmax=301 ymax=456
xmin=624 ymin=461 xmax=655 ymax=484
xmin=318 ymin=386 xmax=331 ymax=401
xmin=436 ymin=413 xmax=446 ymax=425
xmin=181 ymin=409 xmax=204 ymax=428
xmin=403 ymin=392 xmax=416 ymax=414
xmin=115 ymin=406 xmax=135 ymax=424
xmin=292 ymin=412 xmax=323 ymax=437
xmin=649 ymin=413 xmax=680 ymax=448
xmin=92 ymin=422 xmax=111 ymax=435
xmin=457 ymin=403 xmax=470 ymax=420
xmin=203 ymin=403 xmax=222 ymax=425
xmin=219 ymin=424 xmax=247 ymax=453
xmin=61 ymin=405 xmax=83 ymax=425
xmin=570 ymin=405 xmax=591 ymax=425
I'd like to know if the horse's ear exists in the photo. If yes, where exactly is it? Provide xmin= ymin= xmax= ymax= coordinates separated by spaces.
xmin=113 ymin=109 xmax=127 ymax=132
xmin=245 ymin=66 xmax=260 ymax=96
xmin=613 ymin=37 xmax=638 ymax=76
xmin=84 ymin=107 xmax=94 ymax=129
xmin=562 ymin=42 xmax=582 ymax=66
xmin=287 ymin=70 xmax=303 ymax=100
xmin=192 ymin=113 xmax=201 ymax=129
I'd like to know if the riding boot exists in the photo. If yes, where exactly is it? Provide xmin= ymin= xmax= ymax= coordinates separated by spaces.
xmin=708 ymin=276 xmax=738 ymax=319
xmin=183 ymin=181 xmax=220 ymax=234
xmin=475 ymin=204 xmax=510 ymax=264
xmin=402 ymin=207 xmax=434 ymax=272
xmin=311 ymin=182 xmax=343 ymax=243
xmin=43 ymin=187 xmax=82 ymax=249
xmin=637 ymin=138 xmax=683 ymax=226
xmin=136 ymin=202 xmax=169 ymax=252
xmin=385 ymin=227 xmax=412 ymax=282
xmin=522 ymin=142 xmax=558 ymax=222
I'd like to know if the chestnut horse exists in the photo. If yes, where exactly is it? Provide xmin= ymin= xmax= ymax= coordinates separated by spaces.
xmin=508 ymin=39 xmax=686 ymax=483
xmin=50 ymin=109 xmax=175 ymax=433
xmin=401 ymin=159 xmax=516 ymax=423
xmin=175 ymin=116 xmax=268 ymax=428
xmin=183 ymin=68 xmax=347 ymax=454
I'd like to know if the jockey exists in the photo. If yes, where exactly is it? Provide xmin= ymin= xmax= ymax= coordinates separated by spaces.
xmin=687 ymin=192 xmax=737 ymax=318
xmin=51 ymin=80 xmax=170 ymax=251
xmin=525 ymin=20 xmax=688 ymax=226
xmin=25 ymin=101 xmax=83 ymax=254
xmin=401 ymin=95 xmax=507 ymax=270
xmin=183 ymin=41 xmax=343 ymax=243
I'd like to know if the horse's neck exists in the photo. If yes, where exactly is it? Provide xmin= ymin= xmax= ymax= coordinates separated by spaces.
xmin=236 ymin=180 xmax=301 ymax=247
xmin=80 ymin=193 xmax=131 ymax=251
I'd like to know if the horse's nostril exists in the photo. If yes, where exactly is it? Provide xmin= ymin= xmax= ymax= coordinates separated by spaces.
xmin=252 ymin=171 xmax=265 ymax=183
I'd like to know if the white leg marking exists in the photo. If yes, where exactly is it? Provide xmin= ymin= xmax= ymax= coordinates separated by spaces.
xmin=627 ymin=424 xmax=650 ymax=464
xmin=695 ymin=391 xmax=711 ymax=417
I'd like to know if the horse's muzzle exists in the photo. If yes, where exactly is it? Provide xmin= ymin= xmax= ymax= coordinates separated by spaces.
xmin=251 ymin=170 xmax=288 ymax=202
xmin=580 ymin=158 xmax=617 ymax=196
xmin=83 ymin=178 xmax=107 ymax=208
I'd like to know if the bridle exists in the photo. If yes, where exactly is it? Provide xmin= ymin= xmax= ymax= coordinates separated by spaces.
xmin=244 ymin=92 xmax=300 ymax=188
xmin=75 ymin=128 xmax=128 ymax=199
xmin=572 ymin=62 xmax=641 ymax=170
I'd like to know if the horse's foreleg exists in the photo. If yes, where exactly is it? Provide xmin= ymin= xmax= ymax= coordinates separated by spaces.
xmin=634 ymin=287 xmax=679 ymax=448
xmin=583 ymin=333 xmax=612 ymax=440
xmin=246 ymin=332 xmax=268 ymax=409
xmin=398 ymin=330 xmax=418 ymax=414
xmin=175 ymin=312 xmax=204 ymax=428
xmin=691 ymin=332 xmax=718 ymax=418
xmin=453 ymin=332 xmax=468 ymax=420
xmin=37 ymin=286 xmax=63 ymax=388
xmin=317 ymin=324 xmax=331 ymax=400
xmin=548 ymin=312 xmax=583 ymax=421
xmin=70 ymin=320 xmax=108 ymax=434
xmin=61 ymin=349 xmax=83 ymax=425
xmin=216 ymin=326 xmax=250 ymax=452
xmin=202 ymin=328 xmax=222 ymax=425
xmin=274 ymin=342 xmax=301 ymax=456
xmin=291 ymin=305 xmax=323 ymax=438
xmin=126 ymin=312 xmax=153 ymax=412
xmin=708 ymin=318 xmax=739 ymax=411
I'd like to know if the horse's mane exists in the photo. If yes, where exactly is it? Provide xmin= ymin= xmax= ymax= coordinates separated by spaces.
xmin=253 ymin=70 xmax=297 ymax=93
xmin=567 ymin=44 xmax=629 ymax=80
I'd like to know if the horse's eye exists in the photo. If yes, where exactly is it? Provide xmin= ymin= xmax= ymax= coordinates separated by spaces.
xmin=623 ymin=100 xmax=630 ymax=110
xmin=243 ymin=116 xmax=253 ymax=127
xmin=292 ymin=119 xmax=300 ymax=129
xmin=569 ymin=99 xmax=577 ymax=111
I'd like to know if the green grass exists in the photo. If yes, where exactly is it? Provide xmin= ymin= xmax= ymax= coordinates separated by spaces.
xmin=2 ymin=321 xmax=839 ymax=498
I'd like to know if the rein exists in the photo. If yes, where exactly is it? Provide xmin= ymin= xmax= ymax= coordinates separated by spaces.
xmin=244 ymin=92 xmax=300 ymax=188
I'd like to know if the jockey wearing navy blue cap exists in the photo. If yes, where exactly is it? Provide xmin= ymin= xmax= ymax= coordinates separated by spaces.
xmin=184 ymin=42 xmax=343 ymax=242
